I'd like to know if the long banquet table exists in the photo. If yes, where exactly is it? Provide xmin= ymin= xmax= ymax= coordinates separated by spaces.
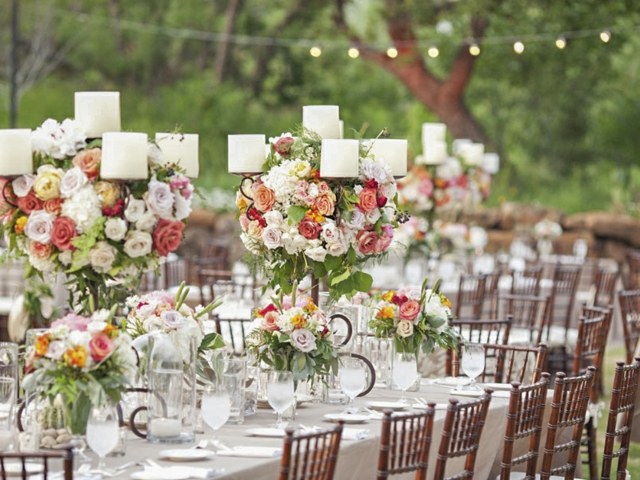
xmin=100 ymin=379 xmax=574 ymax=480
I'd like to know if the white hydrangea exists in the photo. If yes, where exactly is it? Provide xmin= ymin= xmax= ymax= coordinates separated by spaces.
xmin=60 ymin=185 xmax=102 ymax=233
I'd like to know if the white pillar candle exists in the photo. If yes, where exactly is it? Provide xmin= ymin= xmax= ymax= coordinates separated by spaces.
xmin=303 ymin=106 xmax=340 ymax=139
xmin=338 ymin=120 xmax=344 ymax=139
xmin=420 ymin=139 xmax=447 ymax=165
xmin=320 ymin=139 xmax=359 ymax=178
xmin=155 ymin=133 xmax=199 ymax=178
xmin=459 ymin=143 xmax=485 ymax=166
xmin=421 ymin=122 xmax=446 ymax=144
xmin=100 ymin=132 xmax=148 ymax=180
xmin=74 ymin=92 xmax=121 ymax=138
xmin=452 ymin=138 xmax=472 ymax=155
xmin=227 ymin=134 xmax=266 ymax=174
xmin=148 ymin=418 xmax=182 ymax=438
xmin=0 ymin=129 xmax=32 ymax=176
xmin=482 ymin=152 xmax=500 ymax=174
xmin=366 ymin=139 xmax=407 ymax=177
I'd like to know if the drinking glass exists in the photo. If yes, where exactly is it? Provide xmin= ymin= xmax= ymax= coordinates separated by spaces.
xmin=392 ymin=352 xmax=418 ymax=403
xmin=460 ymin=343 xmax=485 ymax=390
xmin=338 ymin=357 xmax=366 ymax=413
xmin=86 ymin=404 xmax=119 ymax=473
xmin=266 ymin=371 xmax=295 ymax=428
xmin=0 ymin=402 xmax=16 ymax=452
xmin=200 ymin=382 xmax=231 ymax=447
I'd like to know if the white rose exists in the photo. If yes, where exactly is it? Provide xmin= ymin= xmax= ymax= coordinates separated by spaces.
xmin=124 ymin=197 xmax=146 ymax=223
xmin=305 ymin=246 xmax=327 ymax=262
xmin=44 ymin=340 xmax=66 ymax=360
xmin=326 ymin=241 xmax=348 ymax=257
xmin=24 ymin=210 xmax=55 ymax=244
xmin=89 ymin=241 xmax=117 ymax=273
xmin=145 ymin=178 xmax=174 ymax=218
xmin=396 ymin=320 xmax=414 ymax=338
xmin=290 ymin=328 xmax=317 ymax=353
xmin=12 ymin=174 xmax=35 ymax=198
xmin=124 ymin=230 xmax=153 ymax=258
xmin=59 ymin=167 xmax=88 ymax=198
xmin=136 ymin=211 xmax=157 ymax=232
xmin=366 ymin=209 xmax=381 ymax=224
xmin=261 ymin=226 xmax=283 ymax=250
xmin=263 ymin=210 xmax=284 ymax=228
xmin=321 ymin=221 xmax=339 ymax=243
xmin=174 ymin=193 xmax=192 ymax=221
xmin=346 ymin=208 xmax=366 ymax=230
xmin=104 ymin=217 xmax=128 ymax=241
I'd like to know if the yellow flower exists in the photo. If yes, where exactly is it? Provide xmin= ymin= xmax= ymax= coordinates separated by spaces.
xmin=440 ymin=294 xmax=452 ymax=309
xmin=304 ymin=299 xmax=318 ymax=313
xmin=14 ymin=216 xmax=28 ymax=234
xmin=64 ymin=346 xmax=88 ymax=368
xmin=382 ymin=291 xmax=395 ymax=302
xmin=94 ymin=181 xmax=121 ymax=208
xmin=104 ymin=324 xmax=118 ymax=339
xmin=307 ymin=210 xmax=325 ymax=223
xmin=34 ymin=335 xmax=49 ymax=356
xmin=377 ymin=305 xmax=395 ymax=320
xmin=290 ymin=313 xmax=307 ymax=329
xmin=33 ymin=168 xmax=61 ymax=200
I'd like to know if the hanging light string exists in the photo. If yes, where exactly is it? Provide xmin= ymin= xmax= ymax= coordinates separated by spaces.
xmin=47 ymin=9 xmax=636 ymax=55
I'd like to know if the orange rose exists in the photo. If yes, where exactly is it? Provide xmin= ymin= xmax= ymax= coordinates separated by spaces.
xmin=357 ymin=188 xmax=378 ymax=213
xmin=35 ymin=334 xmax=49 ymax=356
xmin=29 ymin=241 xmax=53 ymax=260
xmin=313 ymin=193 xmax=335 ymax=216
xmin=43 ymin=198 xmax=63 ymax=215
xmin=72 ymin=148 xmax=101 ymax=180
xmin=253 ymin=184 xmax=276 ymax=212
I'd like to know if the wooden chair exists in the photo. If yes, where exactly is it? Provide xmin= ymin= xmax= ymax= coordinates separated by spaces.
xmin=279 ymin=422 xmax=343 ymax=480
xmin=433 ymin=391 xmax=492 ymax=480
xmin=376 ymin=406 xmax=435 ymax=480
xmin=510 ymin=265 xmax=543 ymax=296
xmin=453 ymin=273 xmax=487 ymax=320
xmin=600 ymin=358 xmax=640 ymax=480
xmin=592 ymin=267 xmax=618 ymax=308
xmin=617 ymin=290 xmax=640 ymax=363
xmin=452 ymin=343 xmax=547 ymax=386
xmin=624 ymin=249 xmax=640 ymax=289
xmin=498 ymin=373 xmax=551 ymax=480
xmin=483 ymin=271 xmax=502 ymax=318
xmin=497 ymin=294 xmax=551 ymax=345
xmin=540 ymin=367 xmax=596 ymax=480
xmin=0 ymin=448 xmax=73 ymax=480
xmin=548 ymin=263 xmax=582 ymax=342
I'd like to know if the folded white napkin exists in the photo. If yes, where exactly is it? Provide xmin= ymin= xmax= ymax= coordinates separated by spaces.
xmin=217 ymin=446 xmax=282 ymax=458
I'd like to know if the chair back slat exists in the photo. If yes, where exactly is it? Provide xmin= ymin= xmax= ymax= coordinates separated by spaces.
xmin=617 ymin=290 xmax=640 ymax=363
xmin=593 ymin=267 xmax=618 ymax=308
xmin=497 ymin=294 xmax=551 ymax=345
xmin=549 ymin=264 xmax=582 ymax=335
xmin=0 ymin=448 xmax=73 ymax=480
xmin=511 ymin=266 xmax=543 ymax=296
xmin=624 ymin=249 xmax=640 ymax=289
xmin=499 ymin=373 xmax=551 ymax=480
xmin=601 ymin=358 xmax=640 ymax=480
xmin=279 ymin=422 xmax=343 ymax=480
xmin=454 ymin=274 xmax=487 ymax=320
xmin=433 ymin=392 xmax=492 ymax=480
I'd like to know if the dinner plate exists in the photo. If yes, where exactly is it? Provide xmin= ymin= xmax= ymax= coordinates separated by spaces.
xmin=2 ymin=463 xmax=43 ymax=477
xmin=245 ymin=427 xmax=286 ymax=438
xmin=323 ymin=413 xmax=370 ymax=424
xmin=365 ymin=401 xmax=408 ymax=411
xmin=158 ymin=449 xmax=215 ymax=461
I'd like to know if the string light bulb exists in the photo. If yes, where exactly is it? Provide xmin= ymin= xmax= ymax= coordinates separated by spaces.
xmin=469 ymin=43 xmax=481 ymax=56
xmin=428 ymin=46 xmax=439 ymax=58
xmin=600 ymin=30 xmax=611 ymax=43
xmin=513 ymin=41 xmax=525 ymax=54
xmin=348 ymin=47 xmax=360 ymax=59
xmin=555 ymin=37 xmax=566 ymax=49
xmin=387 ymin=47 xmax=398 ymax=58
xmin=310 ymin=46 xmax=322 ymax=57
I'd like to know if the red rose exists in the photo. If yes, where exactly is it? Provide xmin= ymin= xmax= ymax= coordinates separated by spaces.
xmin=377 ymin=195 xmax=388 ymax=208
xmin=16 ymin=191 xmax=43 ymax=214
xmin=357 ymin=188 xmax=378 ymax=213
xmin=356 ymin=229 xmax=378 ymax=255
xmin=298 ymin=218 xmax=321 ymax=240
xmin=152 ymin=218 xmax=185 ymax=256
xmin=364 ymin=179 xmax=378 ymax=189
xmin=51 ymin=216 xmax=77 ymax=251
xmin=247 ymin=207 xmax=267 ymax=227
xmin=259 ymin=303 xmax=278 ymax=317
xmin=273 ymin=136 xmax=295 ymax=156
xmin=103 ymin=198 xmax=125 ymax=217
xmin=89 ymin=332 xmax=114 ymax=363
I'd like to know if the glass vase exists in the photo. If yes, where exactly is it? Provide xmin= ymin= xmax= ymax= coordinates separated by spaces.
xmin=390 ymin=342 xmax=420 ymax=393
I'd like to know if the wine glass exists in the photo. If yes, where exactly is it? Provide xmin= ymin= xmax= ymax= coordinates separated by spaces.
xmin=85 ymin=404 xmax=119 ymax=473
xmin=392 ymin=352 xmax=418 ymax=404
xmin=201 ymin=382 xmax=231 ymax=449
xmin=266 ymin=371 xmax=295 ymax=428
xmin=338 ymin=357 xmax=366 ymax=413
xmin=460 ymin=343 xmax=485 ymax=390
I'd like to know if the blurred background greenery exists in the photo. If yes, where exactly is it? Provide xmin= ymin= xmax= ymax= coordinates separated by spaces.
xmin=1 ymin=0 xmax=640 ymax=214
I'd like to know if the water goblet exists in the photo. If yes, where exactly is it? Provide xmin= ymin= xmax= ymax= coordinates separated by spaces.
xmin=392 ymin=352 xmax=418 ymax=404
xmin=460 ymin=343 xmax=485 ymax=390
xmin=338 ymin=357 xmax=366 ymax=413
xmin=266 ymin=371 xmax=295 ymax=428
xmin=201 ymin=382 xmax=231 ymax=449
xmin=86 ymin=404 xmax=119 ymax=473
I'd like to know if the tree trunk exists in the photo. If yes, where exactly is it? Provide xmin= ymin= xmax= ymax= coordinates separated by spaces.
xmin=214 ymin=0 xmax=243 ymax=84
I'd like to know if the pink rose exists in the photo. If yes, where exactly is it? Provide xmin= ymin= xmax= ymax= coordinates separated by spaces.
xmin=356 ymin=229 xmax=378 ymax=255
xmin=152 ymin=218 xmax=185 ymax=256
xmin=52 ymin=313 xmax=90 ymax=331
xmin=298 ymin=218 xmax=321 ymax=240
xmin=263 ymin=311 xmax=280 ymax=332
xmin=89 ymin=332 xmax=114 ymax=363
xmin=375 ymin=224 xmax=394 ymax=253
xmin=317 ymin=182 xmax=331 ymax=194
xmin=273 ymin=136 xmax=294 ymax=156
xmin=16 ymin=191 xmax=43 ymax=214
xmin=399 ymin=299 xmax=421 ymax=322
xmin=72 ymin=148 xmax=101 ymax=181
xmin=51 ymin=216 xmax=77 ymax=251
xmin=358 ymin=188 xmax=378 ymax=213
xmin=253 ymin=183 xmax=276 ymax=212
xmin=313 ymin=194 xmax=335 ymax=216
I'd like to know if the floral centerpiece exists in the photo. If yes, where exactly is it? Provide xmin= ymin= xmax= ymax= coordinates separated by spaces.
xmin=124 ymin=283 xmax=224 ymax=376
xmin=22 ymin=308 xmax=136 ymax=435
xmin=533 ymin=218 xmax=563 ymax=256
xmin=369 ymin=279 xmax=458 ymax=355
xmin=0 ymin=118 xmax=194 ymax=313
xmin=237 ymin=131 xmax=403 ymax=299
xmin=246 ymin=292 xmax=338 ymax=382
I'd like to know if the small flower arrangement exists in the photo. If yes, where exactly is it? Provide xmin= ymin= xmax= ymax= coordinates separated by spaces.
xmin=22 ymin=308 xmax=137 ymax=434
xmin=369 ymin=279 xmax=458 ymax=355
xmin=237 ymin=130 xmax=402 ymax=299
xmin=533 ymin=219 xmax=563 ymax=241
xmin=0 ymin=118 xmax=194 ymax=312
xmin=124 ymin=283 xmax=224 ymax=364
xmin=246 ymin=293 xmax=338 ymax=382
